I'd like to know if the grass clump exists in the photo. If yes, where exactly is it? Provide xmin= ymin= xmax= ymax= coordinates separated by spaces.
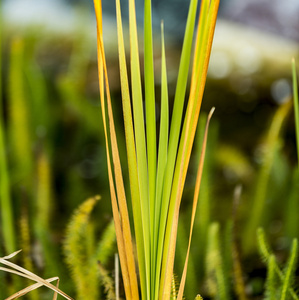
xmin=93 ymin=0 xmax=219 ymax=298
xmin=1 ymin=0 xmax=299 ymax=299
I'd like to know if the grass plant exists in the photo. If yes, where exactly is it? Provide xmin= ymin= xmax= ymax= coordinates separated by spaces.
xmin=257 ymin=227 xmax=298 ymax=300
xmin=0 ymin=250 xmax=73 ymax=300
xmin=0 ymin=33 xmax=16 ymax=256
xmin=285 ymin=59 xmax=299 ymax=241
xmin=93 ymin=0 xmax=219 ymax=298
xmin=1 ymin=0 xmax=299 ymax=299
xmin=243 ymin=100 xmax=292 ymax=253
xmin=292 ymin=59 xmax=299 ymax=165
xmin=206 ymin=222 xmax=230 ymax=300
xmin=64 ymin=195 xmax=118 ymax=300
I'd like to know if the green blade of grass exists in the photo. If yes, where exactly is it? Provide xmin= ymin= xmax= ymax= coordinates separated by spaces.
xmin=281 ymin=239 xmax=298 ymax=300
xmin=292 ymin=59 xmax=299 ymax=168
xmin=0 ymin=20 xmax=16 ymax=254
xmin=94 ymin=1 xmax=139 ymax=298
xmin=128 ymin=0 xmax=151 ymax=297
xmin=265 ymin=255 xmax=277 ymax=300
xmin=205 ymin=223 xmax=230 ymax=299
xmin=0 ymin=69 xmax=16 ymax=255
xmin=177 ymin=108 xmax=214 ymax=300
xmin=190 ymin=0 xmax=209 ymax=79
xmin=8 ymin=38 xmax=33 ymax=183
xmin=285 ymin=168 xmax=299 ymax=240
xmin=156 ymin=0 xmax=201 ymax=296
xmin=158 ymin=0 xmax=199 ymax=227
xmin=144 ymin=0 xmax=157 ymax=255
xmin=115 ymin=0 xmax=146 ymax=297
xmin=153 ymin=21 xmax=169 ymax=300
xmin=244 ymin=101 xmax=292 ymax=253
xmin=257 ymin=228 xmax=299 ymax=300
xmin=0 ymin=33 xmax=14 ymax=254
xmin=159 ymin=0 xmax=219 ymax=297
xmin=232 ymin=186 xmax=248 ymax=300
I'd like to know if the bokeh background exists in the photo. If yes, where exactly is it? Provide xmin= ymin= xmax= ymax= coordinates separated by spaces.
xmin=1 ymin=0 xmax=299 ymax=298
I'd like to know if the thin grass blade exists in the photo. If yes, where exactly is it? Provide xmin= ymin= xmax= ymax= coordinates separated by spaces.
xmin=160 ymin=0 xmax=219 ymax=297
xmin=292 ymin=58 xmax=299 ymax=168
xmin=144 ymin=0 xmax=157 ymax=251
xmin=128 ymin=0 xmax=151 ymax=296
xmin=157 ymin=0 xmax=201 ymax=296
xmin=5 ymin=277 xmax=59 ymax=300
xmin=177 ymin=108 xmax=214 ymax=300
xmin=158 ymin=0 xmax=200 ymax=259
xmin=0 ymin=15 xmax=16 ymax=255
xmin=280 ymin=239 xmax=298 ymax=300
xmin=93 ymin=1 xmax=139 ymax=299
xmin=0 ymin=102 xmax=16 ymax=254
xmin=0 ymin=258 xmax=72 ymax=300
xmin=244 ymin=100 xmax=292 ymax=253
xmin=115 ymin=0 xmax=146 ymax=297
xmin=153 ymin=21 xmax=169 ymax=300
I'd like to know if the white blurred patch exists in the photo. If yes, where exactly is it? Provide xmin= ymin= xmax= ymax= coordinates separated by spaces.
xmin=235 ymin=45 xmax=261 ymax=75
xmin=208 ymin=50 xmax=232 ymax=79
xmin=271 ymin=78 xmax=291 ymax=104
xmin=3 ymin=0 xmax=76 ymax=31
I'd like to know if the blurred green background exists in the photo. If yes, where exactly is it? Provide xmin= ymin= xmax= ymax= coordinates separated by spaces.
xmin=1 ymin=0 xmax=299 ymax=299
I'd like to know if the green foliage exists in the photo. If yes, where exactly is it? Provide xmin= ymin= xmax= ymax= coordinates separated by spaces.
xmin=1 ymin=0 xmax=299 ymax=298
xmin=231 ymin=186 xmax=247 ymax=300
xmin=192 ymin=113 xmax=217 ymax=280
xmin=19 ymin=209 xmax=39 ymax=300
xmin=98 ymin=262 xmax=116 ymax=300
xmin=257 ymin=228 xmax=298 ymax=300
xmin=64 ymin=196 xmax=100 ymax=299
xmin=64 ymin=196 xmax=116 ymax=300
xmin=8 ymin=37 xmax=33 ymax=184
xmin=285 ymin=168 xmax=299 ymax=240
xmin=0 ymin=71 xmax=16 ymax=254
xmin=281 ymin=239 xmax=298 ymax=300
xmin=265 ymin=255 xmax=279 ymax=300
xmin=205 ymin=222 xmax=230 ymax=300
xmin=292 ymin=59 xmax=299 ymax=166
xmin=0 ymin=36 xmax=16 ymax=254
xmin=95 ymin=0 xmax=219 ymax=298
xmin=244 ymin=101 xmax=292 ymax=253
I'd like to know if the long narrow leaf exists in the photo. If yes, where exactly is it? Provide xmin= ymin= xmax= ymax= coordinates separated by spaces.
xmin=265 ymin=255 xmax=277 ymax=300
xmin=160 ymin=0 xmax=219 ymax=297
xmin=0 ymin=254 xmax=72 ymax=300
xmin=177 ymin=108 xmax=215 ymax=300
xmin=0 ymin=12 xmax=16 ymax=254
xmin=281 ymin=239 xmax=298 ymax=300
xmin=0 ymin=88 xmax=15 ymax=255
xmin=128 ymin=0 xmax=151 ymax=297
xmin=115 ymin=0 xmax=146 ymax=297
xmin=144 ymin=0 xmax=157 ymax=252
xmin=153 ymin=21 xmax=169 ymax=300
xmin=93 ymin=5 xmax=131 ymax=298
xmin=292 ymin=58 xmax=299 ymax=168
xmin=93 ymin=1 xmax=139 ymax=299
xmin=157 ymin=0 xmax=201 ymax=295
xmin=157 ymin=0 xmax=200 ymax=267
xmin=244 ymin=101 xmax=292 ymax=253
